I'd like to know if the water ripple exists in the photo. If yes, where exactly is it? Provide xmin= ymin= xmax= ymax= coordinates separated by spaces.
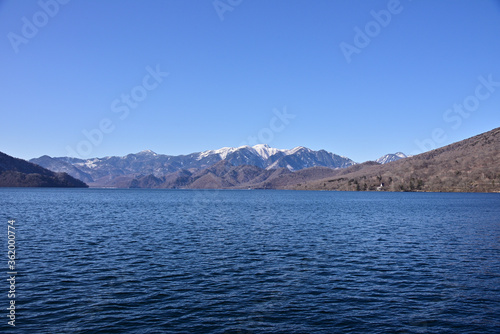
xmin=0 ymin=189 xmax=499 ymax=333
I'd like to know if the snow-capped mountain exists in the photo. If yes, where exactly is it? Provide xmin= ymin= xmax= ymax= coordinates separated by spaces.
xmin=376 ymin=152 xmax=407 ymax=164
xmin=197 ymin=144 xmax=305 ymax=162
xmin=196 ymin=144 xmax=354 ymax=171
xmin=30 ymin=144 xmax=356 ymax=186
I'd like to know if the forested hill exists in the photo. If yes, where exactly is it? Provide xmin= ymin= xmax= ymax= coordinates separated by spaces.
xmin=0 ymin=151 xmax=88 ymax=188
xmin=289 ymin=127 xmax=500 ymax=192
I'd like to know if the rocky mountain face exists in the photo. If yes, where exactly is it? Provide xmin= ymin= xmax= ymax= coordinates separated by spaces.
xmin=376 ymin=152 xmax=407 ymax=164
xmin=30 ymin=144 xmax=356 ymax=187
xmin=0 ymin=151 xmax=88 ymax=188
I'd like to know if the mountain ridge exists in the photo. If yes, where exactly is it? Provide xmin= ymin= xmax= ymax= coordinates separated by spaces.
xmin=25 ymin=127 xmax=500 ymax=192
xmin=290 ymin=127 xmax=500 ymax=192
xmin=0 ymin=151 xmax=88 ymax=188
xmin=30 ymin=144 xmax=356 ymax=187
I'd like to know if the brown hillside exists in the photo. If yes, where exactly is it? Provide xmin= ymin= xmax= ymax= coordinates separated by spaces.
xmin=290 ymin=127 xmax=500 ymax=192
xmin=0 ymin=151 xmax=88 ymax=188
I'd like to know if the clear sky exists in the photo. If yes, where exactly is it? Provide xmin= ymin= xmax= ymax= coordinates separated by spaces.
xmin=1 ymin=0 xmax=499 ymax=162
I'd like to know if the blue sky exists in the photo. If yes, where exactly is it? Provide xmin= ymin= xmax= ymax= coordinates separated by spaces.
xmin=1 ymin=0 xmax=499 ymax=162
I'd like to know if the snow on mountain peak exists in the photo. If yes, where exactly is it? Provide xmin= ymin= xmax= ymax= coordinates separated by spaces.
xmin=253 ymin=144 xmax=270 ymax=148
xmin=198 ymin=147 xmax=239 ymax=160
xmin=197 ymin=144 xmax=347 ymax=165
xmin=251 ymin=144 xmax=284 ymax=159
xmin=287 ymin=146 xmax=309 ymax=155
xmin=214 ymin=147 xmax=239 ymax=160
xmin=376 ymin=152 xmax=408 ymax=164
xmin=198 ymin=144 xmax=301 ymax=161
xmin=138 ymin=149 xmax=157 ymax=155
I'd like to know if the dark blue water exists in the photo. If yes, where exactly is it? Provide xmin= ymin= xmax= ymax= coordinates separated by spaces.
xmin=0 ymin=189 xmax=499 ymax=333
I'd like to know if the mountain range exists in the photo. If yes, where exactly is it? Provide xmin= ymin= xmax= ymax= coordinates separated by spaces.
xmin=6 ymin=126 xmax=499 ymax=192
xmin=30 ymin=144 xmax=358 ymax=187
xmin=0 ymin=151 xmax=88 ymax=188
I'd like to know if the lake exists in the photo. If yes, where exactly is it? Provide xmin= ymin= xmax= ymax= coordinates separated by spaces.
xmin=0 ymin=189 xmax=499 ymax=333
